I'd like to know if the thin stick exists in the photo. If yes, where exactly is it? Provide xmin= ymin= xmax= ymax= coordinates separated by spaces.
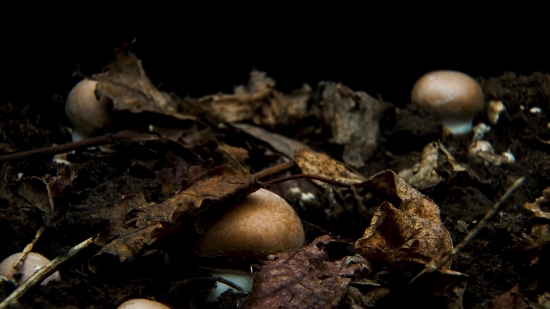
xmin=300 ymin=219 xmax=335 ymax=237
xmin=0 ymin=132 xmax=158 ymax=162
xmin=252 ymin=161 xmax=295 ymax=179
xmin=410 ymin=177 xmax=525 ymax=284
xmin=256 ymin=174 xmax=351 ymax=188
xmin=0 ymin=236 xmax=96 ymax=309
xmin=207 ymin=277 xmax=249 ymax=294
xmin=13 ymin=226 xmax=46 ymax=272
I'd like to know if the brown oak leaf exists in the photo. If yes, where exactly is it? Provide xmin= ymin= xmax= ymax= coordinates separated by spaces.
xmin=244 ymin=235 xmax=371 ymax=309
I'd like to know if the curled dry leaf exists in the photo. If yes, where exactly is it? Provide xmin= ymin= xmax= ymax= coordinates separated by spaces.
xmin=217 ymin=143 xmax=249 ymax=166
xmin=47 ymin=164 xmax=77 ymax=197
xmin=294 ymin=149 xmax=365 ymax=188
xmin=232 ymin=122 xmax=312 ymax=158
xmin=244 ymin=235 xmax=371 ymax=309
xmin=488 ymin=285 xmax=539 ymax=309
xmin=93 ymin=48 xmax=196 ymax=121
xmin=354 ymin=170 xmax=453 ymax=270
xmin=398 ymin=141 xmax=465 ymax=190
xmin=513 ymin=223 xmax=550 ymax=266
xmin=199 ymin=71 xmax=310 ymax=126
xmin=294 ymin=148 xmax=367 ymax=217
xmin=524 ymin=187 xmax=550 ymax=219
xmin=89 ymin=166 xmax=256 ymax=270
xmin=318 ymin=82 xmax=388 ymax=168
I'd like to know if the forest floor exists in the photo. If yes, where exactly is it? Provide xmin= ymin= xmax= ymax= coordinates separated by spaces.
xmin=1 ymin=47 xmax=549 ymax=309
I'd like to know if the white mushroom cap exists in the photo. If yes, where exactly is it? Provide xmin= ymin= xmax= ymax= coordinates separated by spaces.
xmin=65 ymin=79 xmax=113 ymax=141
xmin=117 ymin=299 xmax=170 ymax=309
xmin=487 ymin=100 xmax=506 ymax=124
xmin=0 ymin=252 xmax=60 ymax=285
xmin=189 ymin=189 xmax=305 ymax=259
xmin=411 ymin=70 xmax=484 ymax=134
xmin=467 ymin=140 xmax=494 ymax=161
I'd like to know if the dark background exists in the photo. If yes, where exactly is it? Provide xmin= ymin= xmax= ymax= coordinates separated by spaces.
xmin=3 ymin=9 xmax=548 ymax=109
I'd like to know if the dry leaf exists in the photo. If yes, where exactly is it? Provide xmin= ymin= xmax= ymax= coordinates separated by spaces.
xmin=354 ymin=170 xmax=453 ymax=270
xmin=218 ymin=143 xmax=249 ymax=165
xmin=294 ymin=149 xmax=365 ymax=188
xmin=513 ymin=223 xmax=550 ymax=265
xmin=398 ymin=141 xmax=465 ymax=190
xmin=524 ymin=187 xmax=550 ymax=219
xmin=155 ymin=151 xmax=206 ymax=195
xmin=93 ymin=48 xmax=196 ymax=121
xmin=244 ymin=235 xmax=371 ymax=309
xmin=199 ymin=71 xmax=274 ymax=123
xmin=232 ymin=122 xmax=312 ymax=158
xmin=199 ymin=71 xmax=311 ymax=127
xmin=47 ymin=165 xmax=77 ymax=197
xmin=489 ymin=285 xmax=539 ymax=309
xmin=252 ymin=84 xmax=311 ymax=127
xmin=318 ymin=82 xmax=388 ymax=168
xmin=294 ymin=148 xmax=367 ymax=217
xmin=89 ymin=166 xmax=257 ymax=270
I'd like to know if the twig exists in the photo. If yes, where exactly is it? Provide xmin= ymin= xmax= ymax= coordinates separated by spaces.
xmin=252 ymin=161 xmax=295 ymax=179
xmin=14 ymin=226 xmax=46 ymax=272
xmin=0 ymin=132 xmax=158 ymax=162
xmin=300 ymin=219 xmax=336 ymax=237
xmin=410 ymin=176 xmax=525 ymax=284
xmin=0 ymin=236 xmax=96 ymax=309
xmin=256 ymin=174 xmax=351 ymax=188
xmin=208 ymin=277 xmax=249 ymax=294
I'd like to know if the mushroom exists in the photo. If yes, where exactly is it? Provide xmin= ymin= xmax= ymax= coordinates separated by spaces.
xmin=467 ymin=140 xmax=494 ymax=163
xmin=189 ymin=188 xmax=305 ymax=258
xmin=0 ymin=252 xmax=60 ymax=285
xmin=411 ymin=70 xmax=484 ymax=135
xmin=117 ymin=299 xmax=170 ymax=309
xmin=187 ymin=188 xmax=305 ymax=302
xmin=65 ymin=79 xmax=113 ymax=141
xmin=487 ymin=100 xmax=506 ymax=124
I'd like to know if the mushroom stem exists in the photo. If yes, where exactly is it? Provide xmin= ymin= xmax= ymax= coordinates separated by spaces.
xmin=205 ymin=269 xmax=252 ymax=303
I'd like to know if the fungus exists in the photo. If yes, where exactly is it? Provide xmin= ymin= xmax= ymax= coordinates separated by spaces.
xmin=187 ymin=188 xmax=305 ymax=302
xmin=467 ymin=140 xmax=494 ymax=163
xmin=487 ymin=100 xmax=506 ymax=124
xmin=0 ymin=252 xmax=60 ymax=285
xmin=117 ymin=299 xmax=170 ymax=309
xmin=468 ymin=141 xmax=514 ymax=165
xmin=472 ymin=122 xmax=491 ymax=142
xmin=65 ymin=79 xmax=113 ymax=141
xmin=189 ymin=188 xmax=305 ymax=258
xmin=411 ymin=70 xmax=484 ymax=135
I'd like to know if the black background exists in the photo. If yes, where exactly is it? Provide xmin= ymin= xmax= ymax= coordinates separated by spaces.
xmin=3 ymin=8 xmax=548 ymax=109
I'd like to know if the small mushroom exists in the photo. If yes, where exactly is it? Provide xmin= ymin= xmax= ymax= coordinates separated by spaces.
xmin=487 ymin=100 xmax=506 ymax=124
xmin=467 ymin=140 xmax=494 ymax=163
xmin=117 ymin=299 xmax=170 ymax=309
xmin=65 ymin=79 xmax=113 ymax=141
xmin=0 ymin=252 xmax=60 ymax=285
xmin=187 ymin=188 xmax=305 ymax=302
xmin=411 ymin=70 xmax=484 ymax=135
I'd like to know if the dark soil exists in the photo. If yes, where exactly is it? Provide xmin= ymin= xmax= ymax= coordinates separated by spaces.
xmin=1 ymin=44 xmax=549 ymax=308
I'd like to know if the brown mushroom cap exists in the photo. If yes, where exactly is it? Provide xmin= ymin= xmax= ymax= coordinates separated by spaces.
xmin=411 ymin=70 xmax=484 ymax=134
xmin=117 ymin=299 xmax=170 ymax=309
xmin=0 ymin=252 xmax=61 ymax=285
xmin=189 ymin=188 xmax=305 ymax=259
xmin=65 ymin=79 xmax=113 ymax=141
